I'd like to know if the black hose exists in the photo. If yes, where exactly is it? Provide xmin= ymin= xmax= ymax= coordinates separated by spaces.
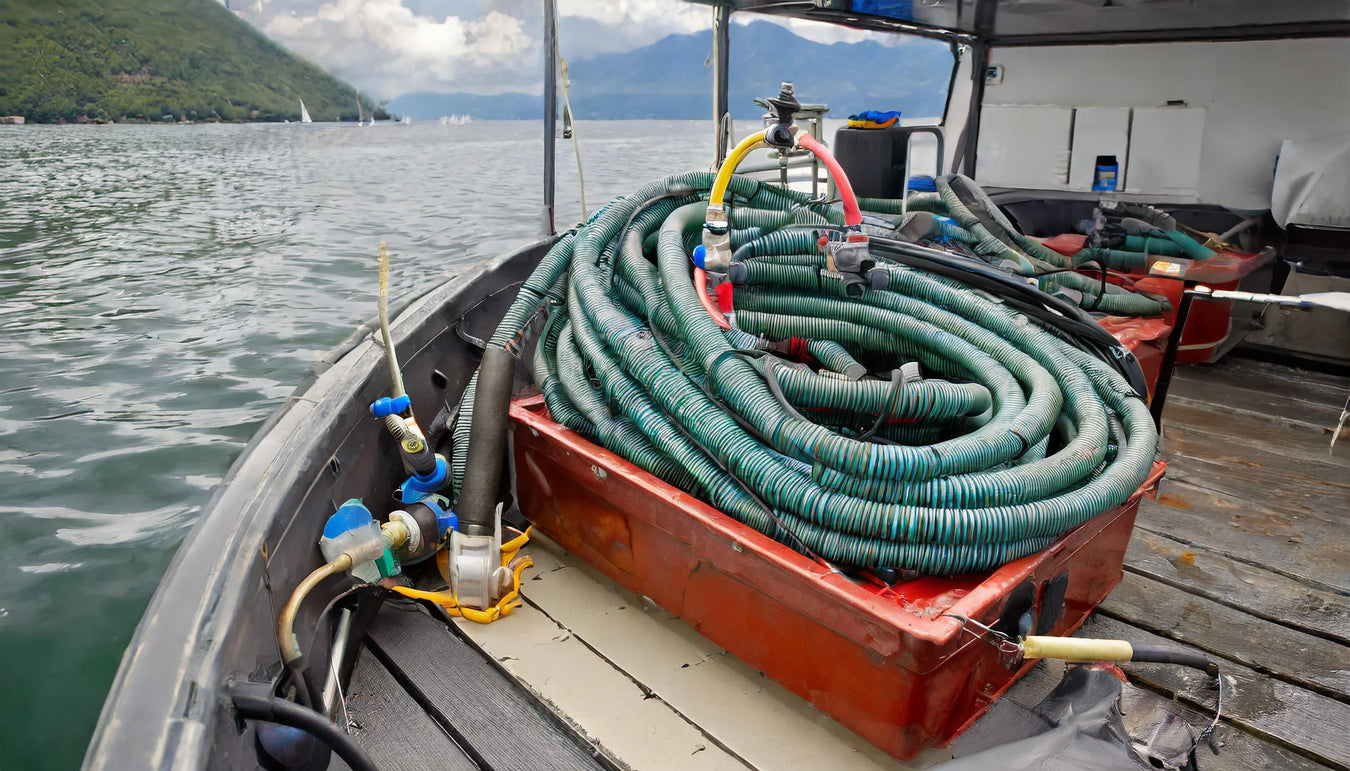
xmin=456 ymin=345 xmax=519 ymax=535
xmin=1130 ymin=645 xmax=1221 ymax=677
xmin=869 ymin=237 xmax=1151 ymax=398
xmin=232 ymin=691 xmax=379 ymax=771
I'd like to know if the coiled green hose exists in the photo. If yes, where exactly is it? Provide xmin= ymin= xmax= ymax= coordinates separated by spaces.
xmin=457 ymin=172 xmax=1158 ymax=576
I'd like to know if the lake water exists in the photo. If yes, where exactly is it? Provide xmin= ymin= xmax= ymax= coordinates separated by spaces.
xmin=0 ymin=120 xmax=721 ymax=768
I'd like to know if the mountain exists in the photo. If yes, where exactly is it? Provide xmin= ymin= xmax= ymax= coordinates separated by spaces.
xmin=389 ymin=21 xmax=952 ymax=121
xmin=0 ymin=0 xmax=369 ymax=123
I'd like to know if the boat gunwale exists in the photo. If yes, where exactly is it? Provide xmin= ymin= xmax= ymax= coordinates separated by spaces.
xmin=84 ymin=237 xmax=556 ymax=770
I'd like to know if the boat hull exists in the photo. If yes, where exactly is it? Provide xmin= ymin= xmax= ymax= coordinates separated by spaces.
xmin=511 ymin=395 xmax=1166 ymax=760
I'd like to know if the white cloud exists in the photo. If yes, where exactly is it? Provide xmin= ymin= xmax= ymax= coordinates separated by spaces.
xmin=260 ymin=0 xmax=534 ymax=96
xmin=243 ymin=0 xmax=908 ymax=99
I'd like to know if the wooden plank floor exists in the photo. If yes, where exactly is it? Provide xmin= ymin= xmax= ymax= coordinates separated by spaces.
xmin=1081 ymin=356 xmax=1350 ymax=770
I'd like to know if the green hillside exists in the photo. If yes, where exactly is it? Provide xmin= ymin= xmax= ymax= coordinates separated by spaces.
xmin=0 ymin=0 xmax=369 ymax=123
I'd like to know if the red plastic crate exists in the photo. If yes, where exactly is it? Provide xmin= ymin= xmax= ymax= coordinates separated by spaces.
xmin=510 ymin=396 xmax=1167 ymax=760
xmin=1040 ymin=233 xmax=1271 ymax=363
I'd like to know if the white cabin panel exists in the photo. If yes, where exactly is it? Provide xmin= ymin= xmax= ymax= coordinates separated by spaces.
xmin=1068 ymin=106 xmax=1131 ymax=191
xmin=983 ymin=38 xmax=1350 ymax=209
xmin=1126 ymin=107 xmax=1205 ymax=196
xmin=975 ymin=105 xmax=1073 ymax=189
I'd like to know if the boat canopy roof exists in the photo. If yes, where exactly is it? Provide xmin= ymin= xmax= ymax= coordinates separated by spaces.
xmin=686 ymin=0 xmax=1350 ymax=46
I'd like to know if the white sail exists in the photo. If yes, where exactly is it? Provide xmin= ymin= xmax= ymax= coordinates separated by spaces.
xmin=299 ymin=99 xmax=312 ymax=123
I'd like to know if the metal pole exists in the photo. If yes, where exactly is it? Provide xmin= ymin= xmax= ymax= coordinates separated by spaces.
xmin=955 ymin=0 xmax=995 ymax=177
xmin=713 ymin=4 xmax=731 ymax=166
xmin=1150 ymin=288 xmax=1197 ymax=428
xmin=543 ymin=0 xmax=558 ymax=235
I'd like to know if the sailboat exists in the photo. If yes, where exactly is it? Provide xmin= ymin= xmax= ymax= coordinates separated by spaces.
xmin=299 ymin=99 xmax=312 ymax=124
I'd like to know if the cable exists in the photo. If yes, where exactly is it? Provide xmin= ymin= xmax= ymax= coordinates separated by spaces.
xmin=231 ymin=690 xmax=379 ymax=771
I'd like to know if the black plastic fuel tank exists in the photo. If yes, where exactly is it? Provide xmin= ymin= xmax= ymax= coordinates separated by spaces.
xmin=833 ymin=125 xmax=914 ymax=199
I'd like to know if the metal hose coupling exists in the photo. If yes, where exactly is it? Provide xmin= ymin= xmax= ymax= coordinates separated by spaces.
xmin=447 ymin=503 xmax=514 ymax=610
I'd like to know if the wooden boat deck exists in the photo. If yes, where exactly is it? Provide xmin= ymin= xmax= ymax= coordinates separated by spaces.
xmin=341 ymin=356 xmax=1349 ymax=770
xmin=1076 ymin=355 xmax=1350 ymax=771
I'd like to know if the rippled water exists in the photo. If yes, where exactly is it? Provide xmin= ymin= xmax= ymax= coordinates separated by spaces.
xmin=0 ymin=120 xmax=714 ymax=768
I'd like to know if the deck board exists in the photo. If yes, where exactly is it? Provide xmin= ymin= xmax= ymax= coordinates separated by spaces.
xmin=1123 ymin=529 xmax=1350 ymax=645
xmin=1101 ymin=356 xmax=1350 ymax=770
xmin=364 ymin=604 xmax=609 ymax=770
xmin=1099 ymin=572 xmax=1350 ymax=700
xmin=337 ymin=646 xmax=478 ymax=771
xmin=1136 ymin=481 xmax=1348 ymax=594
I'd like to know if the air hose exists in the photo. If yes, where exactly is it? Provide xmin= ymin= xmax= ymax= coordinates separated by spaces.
xmin=455 ymin=157 xmax=1158 ymax=575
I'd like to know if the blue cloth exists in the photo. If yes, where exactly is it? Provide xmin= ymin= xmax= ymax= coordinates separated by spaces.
xmin=848 ymin=110 xmax=903 ymax=125
xmin=907 ymin=175 xmax=937 ymax=192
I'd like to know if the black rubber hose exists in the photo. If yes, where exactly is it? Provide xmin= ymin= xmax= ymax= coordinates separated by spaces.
xmin=232 ymin=691 xmax=379 ymax=771
xmin=869 ymin=237 xmax=1151 ymax=398
xmin=1130 ymin=645 xmax=1221 ymax=677
xmin=456 ymin=345 xmax=519 ymax=535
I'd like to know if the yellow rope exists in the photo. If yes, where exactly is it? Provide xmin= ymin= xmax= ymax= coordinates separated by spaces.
xmin=393 ymin=527 xmax=534 ymax=624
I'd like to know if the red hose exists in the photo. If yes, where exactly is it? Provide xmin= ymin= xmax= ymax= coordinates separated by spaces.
xmin=694 ymin=267 xmax=731 ymax=329
xmin=795 ymin=132 xmax=862 ymax=227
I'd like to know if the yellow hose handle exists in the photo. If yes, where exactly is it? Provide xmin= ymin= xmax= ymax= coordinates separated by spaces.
xmin=394 ymin=526 xmax=534 ymax=625
xmin=1021 ymin=636 xmax=1134 ymax=662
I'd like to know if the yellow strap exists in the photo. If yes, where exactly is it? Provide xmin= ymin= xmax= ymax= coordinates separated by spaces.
xmin=393 ymin=527 xmax=535 ymax=625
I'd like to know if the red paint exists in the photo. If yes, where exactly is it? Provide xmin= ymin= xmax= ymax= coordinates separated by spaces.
xmin=1039 ymin=234 xmax=1272 ymax=363
xmin=1098 ymin=316 xmax=1172 ymax=399
xmin=511 ymin=396 xmax=1166 ymax=760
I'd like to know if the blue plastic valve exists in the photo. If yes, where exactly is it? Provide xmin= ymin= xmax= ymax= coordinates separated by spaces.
xmin=692 ymin=244 xmax=707 ymax=269
xmin=370 ymin=394 xmax=412 ymax=418
xmin=323 ymin=499 xmax=374 ymax=539
xmin=396 ymin=455 xmax=450 ymax=503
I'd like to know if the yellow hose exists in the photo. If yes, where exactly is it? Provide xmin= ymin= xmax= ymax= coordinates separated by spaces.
xmin=710 ymin=129 xmax=768 ymax=208
xmin=278 ymin=554 xmax=354 ymax=664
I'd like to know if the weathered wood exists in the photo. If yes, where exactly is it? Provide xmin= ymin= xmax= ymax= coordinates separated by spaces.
xmin=1181 ymin=357 xmax=1350 ymax=403
xmin=1136 ymin=482 xmax=1349 ymax=595
xmin=1123 ymin=529 xmax=1350 ymax=645
xmin=1098 ymin=572 xmax=1350 ymax=700
xmin=339 ymin=647 xmax=478 ymax=771
xmin=1161 ymin=396 xmax=1343 ymax=464
xmin=1079 ymin=615 xmax=1350 ymax=770
xmin=365 ymin=605 xmax=607 ymax=770
xmin=1167 ymin=372 xmax=1348 ymax=433
xmin=1160 ymin=429 xmax=1350 ymax=525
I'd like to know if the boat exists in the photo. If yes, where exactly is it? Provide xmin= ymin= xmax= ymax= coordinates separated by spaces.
xmin=86 ymin=2 xmax=1350 ymax=770
xmin=299 ymin=99 xmax=312 ymax=124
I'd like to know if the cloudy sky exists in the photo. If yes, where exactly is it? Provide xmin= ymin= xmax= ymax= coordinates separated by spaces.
xmin=234 ymin=0 xmax=885 ymax=99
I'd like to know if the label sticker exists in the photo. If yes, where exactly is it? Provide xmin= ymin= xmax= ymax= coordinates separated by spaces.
xmin=1152 ymin=260 xmax=1183 ymax=276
